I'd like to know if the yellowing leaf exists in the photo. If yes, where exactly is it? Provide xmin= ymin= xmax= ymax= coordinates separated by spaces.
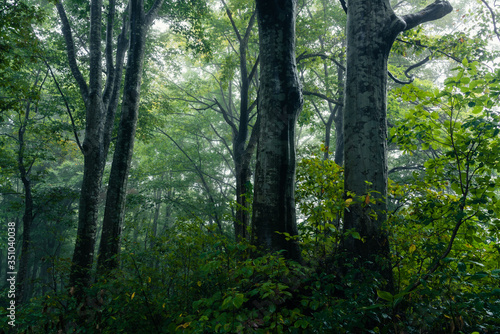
xmin=409 ymin=244 xmax=416 ymax=253
xmin=197 ymin=281 xmax=202 ymax=287
xmin=131 ymin=292 xmax=135 ymax=300
xmin=176 ymin=322 xmax=191 ymax=330
xmin=148 ymin=276 xmax=151 ymax=283
xmin=364 ymin=194 xmax=370 ymax=205
xmin=345 ymin=198 xmax=353 ymax=206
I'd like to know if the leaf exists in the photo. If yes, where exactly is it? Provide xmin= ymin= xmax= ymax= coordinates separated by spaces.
xmin=409 ymin=244 xmax=416 ymax=253
xmin=377 ymin=290 xmax=393 ymax=302
xmin=364 ymin=194 xmax=370 ymax=205
xmin=131 ymin=292 xmax=135 ymax=300
xmin=470 ymin=271 xmax=488 ymax=280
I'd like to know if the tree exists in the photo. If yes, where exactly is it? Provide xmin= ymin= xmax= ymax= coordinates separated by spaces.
xmin=97 ymin=0 xmax=164 ymax=275
xmin=55 ymin=0 xmax=126 ymax=292
xmin=296 ymin=0 xmax=346 ymax=164
xmin=252 ymin=0 xmax=302 ymax=261
xmin=220 ymin=1 xmax=260 ymax=241
xmin=341 ymin=0 xmax=453 ymax=289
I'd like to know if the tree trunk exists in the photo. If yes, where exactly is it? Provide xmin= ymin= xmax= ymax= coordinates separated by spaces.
xmin=67 ymin=0 xmax=107 ymax=292
xmin=16 ymin=100 xmax=34 ymax=305
xmin=56 ymin=0 xmax=149 ymax=291
xmin=220 ymin=5 xmax=258 ymax=241
xmin=333 ymin=58 xmax=345 ymax=165
xmin=342 ymin=0 xmax=452 ymax=289
xmin=97 ymin=0 xmax=152 ymax=275
xmin=252 ymin=0 xmax=302 ymax=262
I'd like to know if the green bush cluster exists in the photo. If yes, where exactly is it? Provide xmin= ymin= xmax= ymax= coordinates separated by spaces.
xmin=4 ymin=205 xmax=498 ymax=333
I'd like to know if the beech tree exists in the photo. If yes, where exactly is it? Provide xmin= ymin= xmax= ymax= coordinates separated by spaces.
xmin=341 ymin=0 xmax=453 ymax=289
xmin=56 ymin=0 xmax=164 ymax=291
xmin=221 ymin=3 xmax=260 ymax=241
xmin=252 ymin=0 xmax=302 ymax=261
xmin=97 ymin=0 xmax=164 ymax=275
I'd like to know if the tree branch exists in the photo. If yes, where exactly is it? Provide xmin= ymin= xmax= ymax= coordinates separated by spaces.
xmin=55 ymin=0 xmax=89 ymax=105
xmin=214 ymin=98 xmax=239 ymax=136
xmin=303 ymin=91 xmax=343 ymax=106
xmin=296 ymin=52 xmax=345 ymax=71
xmin=145 ymin=0 xmax=164 ymax=27
xmin=44 ymin=59 xmax=83 ymax=153
xmin=480 ymin=0 xmax=500 ymax=43
xmin=247 ymin=55 xmax=260 ymax=82
xmin=401 ymin=0 xmax=453 ymax=31
xmin=222 ymin=0 xmax=242 ymax=42
xmin=338 ymin=0 xmax=347 ymax=14
xmin=158 ymin=128 xmax=223 ymax=233
xmin=243 ymin=9 xmax=257 ymax=44
xmin=102 ymin=0 xmax=116 ymax=105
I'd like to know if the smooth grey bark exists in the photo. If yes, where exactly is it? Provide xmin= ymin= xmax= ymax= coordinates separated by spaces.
xmin=252 ymin=0 xmax=302 ymax=261
xmin=97 ymin=0 xmax=163 ymax=275
xmin=342 ymin=0 xmax=452 ymax=289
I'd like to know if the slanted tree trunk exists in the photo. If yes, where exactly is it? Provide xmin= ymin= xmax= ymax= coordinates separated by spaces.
xmin=342 ymin=0 xmax=452 ymax=289
xmin=252 ymin=0 xmax=302 ymax=262
xmin=97 ymin=0 xmax=158 ymax=275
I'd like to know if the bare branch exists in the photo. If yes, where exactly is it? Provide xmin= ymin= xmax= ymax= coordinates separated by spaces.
xmin=480 ymin=0 xmax=500 ymax=43
xmin=247 ymin=55 xmax=260 ymax=82
xmin=215 ymin=98 xmax=238 ymax=136
xmin=44 ymin=59 xmax=83 ymax=153
xmin=401 ymin=0 xmax=453 ymax=31
xmin=55 ymin=0 xmax=89 ymax=105
xmin=222 ymin=0 xmax=242 ymax=42
xmin=243 ymin=9 xmax=257 ymax=44
xmin=395 ymin=38 xmax=462 ymax=63
xmin=296 ymin=52 xmax=345 ymax=71
xmin=145 ymin=0 xmax=164 ymax=27
xmin=339 ymin=0 xmax=347 ymax=14
xmin=303 ymin=91 xmax=343 ymax=106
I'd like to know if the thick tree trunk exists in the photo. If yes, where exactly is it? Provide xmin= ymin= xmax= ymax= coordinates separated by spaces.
xmin=342 ymin=0 xmax=452 ymax=289
xmin=97 ymin=0 xmax=149 ymax=274
xmin=252 ymin=0 xmax=302 ymax=262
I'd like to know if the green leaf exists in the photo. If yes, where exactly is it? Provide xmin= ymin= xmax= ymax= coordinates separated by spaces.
xmin=470 ymin=271 xmax=488 ymax=280
xmin=377 ymin=290 xmax=393 ymax=302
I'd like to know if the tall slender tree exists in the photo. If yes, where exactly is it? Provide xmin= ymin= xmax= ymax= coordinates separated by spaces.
xmin=97 ymin=0 xmax=164 ymax=276
xmin=252 ymin=0 xmax=302 ymax=261
xmin=342 ymin=0 xmax=453 ymax=289
xmin=220 ymin=2 xmax=260 ymax=241
xmin=56 ymin=0 xmax=131 ymax=292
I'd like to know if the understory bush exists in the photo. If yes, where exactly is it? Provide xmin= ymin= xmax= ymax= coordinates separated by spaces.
xmin=2 ymin=221 xmax=498 ymax=333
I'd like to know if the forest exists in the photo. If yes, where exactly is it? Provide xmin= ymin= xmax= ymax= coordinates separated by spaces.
xmin=0 ymin=0 xmax=499 ymax=333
